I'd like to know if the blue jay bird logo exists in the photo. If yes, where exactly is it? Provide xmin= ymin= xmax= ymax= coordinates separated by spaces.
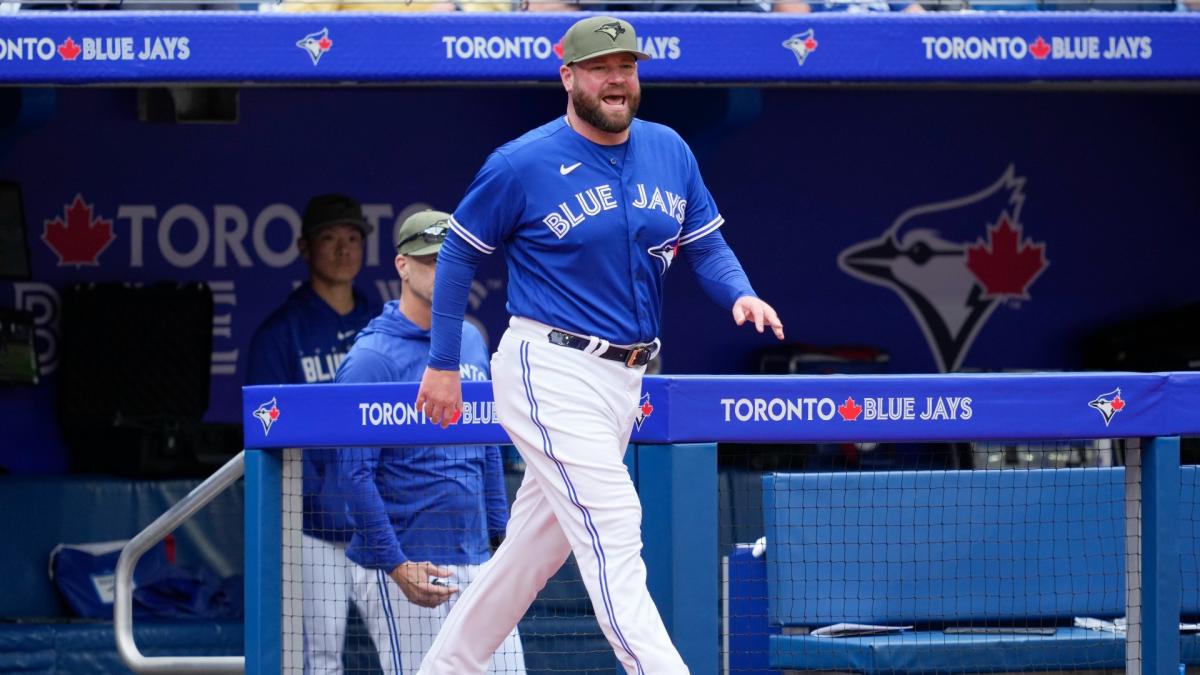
xmin=782 ymin=30 xmax=819 ymax=66
xmin=595 ymin=22 xmax=626 ymax=43
xmin=253 ymin=398 xmax=281 ymax=436
xmin=838 ymin=165 xmax=1049 ymax=372
xmin=647 ymin=229 xmax=682 ymax=275
xmin=1088 ymin=388 xmax=1126 ymax=426
xmin=296 ymin=28 xmax=333 ymax=66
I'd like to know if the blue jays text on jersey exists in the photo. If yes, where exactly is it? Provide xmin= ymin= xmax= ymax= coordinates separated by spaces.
xmin=429 ymin=117 xmax=755 ymax=369
xmin=542 ymin=182 xmax=688 ymax=238
xmin=245 ymin=281 xmax=379 ymax=542
xmin=335 ymin=301 xmax=508 ymax=569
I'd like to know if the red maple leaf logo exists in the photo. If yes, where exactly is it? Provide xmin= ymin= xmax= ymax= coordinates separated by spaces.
xmin=804 ymin=37 xmax=818 ymax=52
xmin=58 ymin=37 xmax=81 ymax=61
xmin=42 ymin=194 xmax=117 ymax=266
xmin=1030 ymin=37 xmax=1050 ymax=60
xmin=1111 ymin=395 xmax=1125 ymax=412
xmin=269 ymin=405 xmax=280 ymax=421
xmin=553 ymin=39 xmax=564 ymax=60
xmin=965 ymin=215 xmax=1047 ymax=300
xmin=318 ymin=35 xmax=332 ymax=52
xmin=838 ymin=396 xmax=862 ymax=421
xmin=640 ymin=400 xmax=654 ymax=417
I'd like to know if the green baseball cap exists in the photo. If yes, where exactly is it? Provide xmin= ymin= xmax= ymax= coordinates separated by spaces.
xmin=395 ymin=210 xmax=451 ymax=257
xmin=560 ymin=16 xmax=650 ymax=67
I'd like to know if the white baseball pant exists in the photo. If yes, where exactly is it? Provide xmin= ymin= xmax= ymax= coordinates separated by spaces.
xmin=351 ymin=562 xmax=526 ymax=675
xmin=417 ymin=316 xmax=688 ymax=675
xmin=302 ymin=534 xmax=355 ymax=675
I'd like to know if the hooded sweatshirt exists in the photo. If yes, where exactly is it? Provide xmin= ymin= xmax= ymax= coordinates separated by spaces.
xmin=335 ymin=300 xmax=507 ymax=570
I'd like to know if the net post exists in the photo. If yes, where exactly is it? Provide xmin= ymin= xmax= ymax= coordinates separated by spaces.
xmin=244 ymin=448 xmax=282 ymax=675
xmin=1129 ymin=441 xmax=1143 ymax=674
xmin=280 ymin=448 xmax=304 ymax=672
xmin=635 ymin=442 xmax=718 ymax=675
xmin=1142 ymin=436 xmax=1181 ymax=675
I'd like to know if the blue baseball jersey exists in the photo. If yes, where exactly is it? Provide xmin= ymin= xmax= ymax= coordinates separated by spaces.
xmin=449 ymin=117 xmax=738 ymax=346
xmin=335 ymin=302 xmax=508 ymax=570
xmin=246 ymin=282 xmax=379 ymax=542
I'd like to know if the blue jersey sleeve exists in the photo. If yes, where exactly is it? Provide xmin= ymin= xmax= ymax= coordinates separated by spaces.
xmin=682 ymin=229 xmax=757 ymax=310
xmin=677 ymin=145 xmax=725 ymax=248
xmin=674 ymin=142 xmax=756 ymax=309
xmin=449 ymin=151 xmax=527 ymax=255
xmin=429 ymin=235 xmax=480 ymax=371
xmin=335 ymin=348 xmax=407 ymax=570
xmin=245 ymin=320 xmax=291 ymax=385
xmin=430 ymin=152 xmax=525 ymax=370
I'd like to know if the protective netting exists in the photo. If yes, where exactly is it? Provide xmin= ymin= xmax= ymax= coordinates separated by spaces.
xmin=275 ymin=436 xmax=1183 ymax=674
xmin=281 ymin=446 xmax=608 ymax=675
xmin=719 ymin=439 xmax=1157 ymax=674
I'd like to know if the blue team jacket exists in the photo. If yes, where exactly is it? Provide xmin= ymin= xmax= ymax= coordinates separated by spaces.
xmin=335 ymin=301 xmax=508 ymax=570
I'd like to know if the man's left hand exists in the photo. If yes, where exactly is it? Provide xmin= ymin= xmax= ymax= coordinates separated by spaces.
xmin=732 ymin=296 xmax=785 ymax=341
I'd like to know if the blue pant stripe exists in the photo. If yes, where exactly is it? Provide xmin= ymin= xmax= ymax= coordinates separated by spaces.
xmin=377 ymin=568 xmax=404 ymax=674
xmin=518 ymin=341 xmax=645 ymax=675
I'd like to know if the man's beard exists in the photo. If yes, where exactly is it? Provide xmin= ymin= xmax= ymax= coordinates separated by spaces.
xmin=571 ymin=87 xmax=639 ymax=134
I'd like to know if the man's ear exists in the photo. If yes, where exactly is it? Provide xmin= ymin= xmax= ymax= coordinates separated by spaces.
xmin=560 ymin=64 xmax=573 ymax=93
xmin=297 ymin=236 xmax=311 ymax=262
xmin=395 ymin=254 xmax=409 ymax=280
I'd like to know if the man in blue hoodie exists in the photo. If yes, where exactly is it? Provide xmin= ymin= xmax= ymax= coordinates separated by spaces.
xmin=334 ymin=210 xmax=525 ymax=675
xmin=245 ymin=193 xmax=380 ymax=674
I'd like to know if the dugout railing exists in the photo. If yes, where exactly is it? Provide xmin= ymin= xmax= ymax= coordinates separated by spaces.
xmin=127 ymin=372 xmax=1195 ymax=675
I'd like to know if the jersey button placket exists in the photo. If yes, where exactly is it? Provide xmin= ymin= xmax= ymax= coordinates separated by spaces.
xmin=618 ymin=154 xmax=651 ymax=341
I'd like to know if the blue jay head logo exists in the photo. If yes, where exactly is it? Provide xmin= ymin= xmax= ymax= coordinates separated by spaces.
xmin=647 ymin=229 xmax=682 ymax=276
xmin=782 ymin=30 xmax=819 ymax=66
xmin=595 ymin=21 xmax=626 ymax=43
xmin=296 ymin=28 xmax=333 ymax=66
xmin=838 ymin=165 xmax=1049 ymax=372
xmin=253 ymin=397 xmax=281 ymax=436
xmin=1088 ymin=388 xmax=1126 ymax=426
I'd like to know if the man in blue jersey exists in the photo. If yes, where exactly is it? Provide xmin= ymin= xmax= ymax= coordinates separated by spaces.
xmin=335 ymin=211 xmax=525 ymax=675
xmin=245 ymin=193 xmax=380 ymax=674
xmin=414 ymin=16 xmax=784 ymax=675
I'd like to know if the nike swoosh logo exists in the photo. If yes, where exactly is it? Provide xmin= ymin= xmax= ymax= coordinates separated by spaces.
xmin=336 ymin=330 xmax=356 ymax=341
xmin=560 ymin=162 xmax=582 ymax=176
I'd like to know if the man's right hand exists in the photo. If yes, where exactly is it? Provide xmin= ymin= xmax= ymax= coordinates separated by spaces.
xmin=416 ymin=366 xmax=463 ymax=429
xmin=388 ymin=561 xmax=458 ymax=608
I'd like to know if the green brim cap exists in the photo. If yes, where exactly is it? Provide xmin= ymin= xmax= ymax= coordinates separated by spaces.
xmin=561 ymin=16 xmax=650 ymax=66
xmin=395 ymin=210 xmax=451 ymax=257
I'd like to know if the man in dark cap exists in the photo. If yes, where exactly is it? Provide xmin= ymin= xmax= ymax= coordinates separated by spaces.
xmin=246 ymin=193 xmax=380 ymax=674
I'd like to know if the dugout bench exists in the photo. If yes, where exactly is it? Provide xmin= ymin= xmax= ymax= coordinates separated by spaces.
xmin=0 ymin=476 xmax=244 ymax=673
xmin=762 ymin=464 xmax=1200 ymax=673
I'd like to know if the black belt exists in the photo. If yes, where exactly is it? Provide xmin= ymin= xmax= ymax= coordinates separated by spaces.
xmin=547 ymin=330 xmax=655 ymax=368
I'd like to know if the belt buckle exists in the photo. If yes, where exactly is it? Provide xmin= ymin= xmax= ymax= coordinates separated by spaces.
xmin=625 ymin=346 xmax=646 ymax=368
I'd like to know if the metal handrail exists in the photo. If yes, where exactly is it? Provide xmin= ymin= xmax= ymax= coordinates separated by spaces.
xmin=114 ymin=451 xmax=247 ymax=674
